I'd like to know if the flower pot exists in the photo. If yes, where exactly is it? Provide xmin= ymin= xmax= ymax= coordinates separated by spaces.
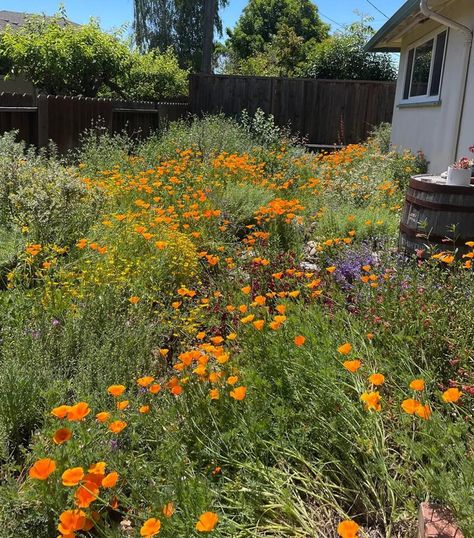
xmin=447 ymin=166 xmax=471 ymax=186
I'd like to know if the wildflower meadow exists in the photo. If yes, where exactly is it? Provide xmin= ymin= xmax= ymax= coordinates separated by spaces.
xmin=0 ymin=116 xmax=472 ymax=538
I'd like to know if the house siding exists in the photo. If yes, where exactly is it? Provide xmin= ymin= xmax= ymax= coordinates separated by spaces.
xmin=391 ymin=0 xmax=474 ymax=173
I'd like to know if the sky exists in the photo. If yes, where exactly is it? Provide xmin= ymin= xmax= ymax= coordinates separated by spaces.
xmin=1 ymin=0 xmax=404 ymax=36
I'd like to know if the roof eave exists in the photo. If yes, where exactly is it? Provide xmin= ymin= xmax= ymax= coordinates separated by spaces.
xmin=364 ymin=0 xmax=421 ymax=52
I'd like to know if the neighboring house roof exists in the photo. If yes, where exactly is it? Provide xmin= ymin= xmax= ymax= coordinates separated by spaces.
xmin=0 ymin=10 xmax=78 ymax=32
xmin=365 ymin=0 xmax=452 ymax=51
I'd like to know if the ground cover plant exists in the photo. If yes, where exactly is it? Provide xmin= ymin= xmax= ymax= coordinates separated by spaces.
xmin=0 ymin=117 xmax=472 ymax=538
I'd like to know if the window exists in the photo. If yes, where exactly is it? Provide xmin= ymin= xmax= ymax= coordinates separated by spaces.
xmin=403 ymin=29 xmax=448 ymax=102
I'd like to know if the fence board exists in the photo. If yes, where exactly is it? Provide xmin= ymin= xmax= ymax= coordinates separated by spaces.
xmin=0 ymin=92 xmax=189 ymax=152
xmin=189 ymin=74 xmax=396 ymax=145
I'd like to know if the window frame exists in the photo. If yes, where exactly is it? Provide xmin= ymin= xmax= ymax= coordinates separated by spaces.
xmin=401 ymin=27 xmax=449 ymax=105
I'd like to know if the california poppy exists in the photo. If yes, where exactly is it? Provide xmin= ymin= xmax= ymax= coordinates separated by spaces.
xmin=368 ymin=373 xmax=385 ymax=386
xmin=230 ymin=386 xmax=247 ymax=401
xmin=137 ymin=376 xmax=155 ymax=387
xmin=337 ymin=519 xmax=360 ymax=538
xmin=409 ymin=379 xmax=425 ymax=391
xmin=108 ymin=420 xmax=127 ymax=434
xmin=67 ymin=402 xmax=90 ymax=421
xmin=442 ymin=387 xmax=462 ymax=403
xmin=96 ymin=411 xmax=110 ymax=423
xmin=58 ymin=509 xmax=86 ymax=535
xmin=196 ymin=512 xmax=219 ymax=532
xmin=163 ymin=502 xmax=175 ymax=518
xmin=209 ymin=389 xmax=219 ymax=400
xmin=129 ymin=296 xmax=140 ymax=304
xmin=337 ymin=343 xmax=352 ymax=355
xmin=51 ymin=405 xmax=71 ymax=419
xmin=62 ymin=467 xmax=84 ymax=487
xmin=53 ymin=428 xmax=72 ymax=445
xmin=139 ymin=405 xmax=151 ymax=414
xmin=29 ymin=458 xmax=56 ymax=480
xmin=107 ymin=385 xmax=126 ymax=397
xmin=360 ymin=391 xmax=381 ymax=412
xmin=75 ymin=481 xmax=99 ymax=508
xmin=401 ymin=398 xmax=421 ymax=415
xmin=343 ymin=360 xmax=361 ymax=373
xmin=294 ymin=335 xmax=305 ymax=347
xmin=102 ymin=471 xmax=119 ymax=488
xmin=140 ymin=518 xmax=161 ymax=537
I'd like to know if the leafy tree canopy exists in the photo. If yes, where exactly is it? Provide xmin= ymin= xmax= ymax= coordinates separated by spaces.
xmin=226 ymin=0 xmax=329 ymax=61
xmin=0 ymin=13 xmax=188 ymax=99
xmin=134 ymin=0 xmax=228 ymax=71
xmin=303 ymin=18 xmax=397 ymax=81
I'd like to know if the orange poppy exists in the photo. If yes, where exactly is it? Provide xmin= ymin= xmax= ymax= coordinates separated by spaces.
xmin=360 ymin=391 xmax=381 ymax=412
xmin=88 ymin=461 xmax=106 ymax=476
xmin=108 ymin=420 xmax=127 ymax=434
xmin=62 ymin=467 xmax=84 ymax=487
xmin=196 ymin=512 xmax=219 ymax=532
xmin=337 ymin=343 xmax=352 ymax=355
xmin=51 ymin=405 xmax=71 ymax=419
xmin=253 ymin=319 xmax=265 ymax=330
xmin=57 ymin=509 xmax=86 ymax=535
xmin=409 ymin=379 xmax=425 ymax=391
xmin=29 ymin=458 xmax=56 ymax=480
xmin=96 ymin=411 xmax=110 ymax=423
xmin=116 ymin=399 xmax=129 ymax=410
xmin=294 ymin=335 xmax=305 ymax=347
xmin=67 ymin=402 xmax=91 ymax=422
xmin=226 ymin=376 xmax=238 ymax=385
xmin=163 ymin=502 xmax=175 ymax=518
xmin=230 ymin=386 xmax=247 ymax=401
xmin=442 ymin=387 xmax=462 ymax=403
xmin=138 ymin=376 xmax=155 ymax=387
xmin=149 ymin=383 xmax=161 ymax=394
xmin=53 ymin=428 xmax=72 ymax=445
xmin=75 ymin=481 xmax=99 ymax=508
xmin=107 ymin=385 xmax=126 ymax=397
xmin=326 ymin=266 xmax=336 ymax=273
xmin=401 ymin=398 xmax=421 ymax=415
xmin=368 ymin=373 xmax=385 ymax=386
xmin=337 ymin=519 xmax=360 ymax=538
xmin=102 ymin=471 xmax=119 ymax=488
xmin=241 ymin=286 xmax=251 ymax=294
xmin=343 ymin=360 xmax=362 ymax=373
xmin=139 ymin=405 xmax=151 ymax=414
xmin=129 ymin=296 xmax=140 ymax=304
xmin=415 ymin=403 xmax=432 ymax=420
xmin=140 ymin=518 xmax=162 ymax=537
xmin=209 ymin=389 xmax=220 ymax=400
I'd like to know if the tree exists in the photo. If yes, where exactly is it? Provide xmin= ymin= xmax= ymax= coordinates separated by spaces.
xmin=0 ymin=13 xmax=189 ymax=99
xmin=0 ymin=15 xmax=130 ymax=97
xmin=133 ymin=0 xmax=228 ymax=72
xmin=226 ymin=0 xmax=329 ymax=62
xmin=303 ymin=18 xmax=397 ymax=81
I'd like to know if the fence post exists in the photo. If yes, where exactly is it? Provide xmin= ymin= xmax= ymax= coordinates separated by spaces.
xmin=37 ymin=94 xmax=49 ymax=148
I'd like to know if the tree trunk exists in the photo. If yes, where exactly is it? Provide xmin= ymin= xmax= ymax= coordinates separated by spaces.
xmin=201 ymin=0 xmax=216 ymax=74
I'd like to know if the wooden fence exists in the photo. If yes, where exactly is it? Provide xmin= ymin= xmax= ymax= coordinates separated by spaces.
xmin=189 ymin=74 xmax=396 ymax=146
xmin=0 ymin=92 xmax=189 ymax=153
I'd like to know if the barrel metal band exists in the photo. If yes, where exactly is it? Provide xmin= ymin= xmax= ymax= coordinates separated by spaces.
xmin=410 ymin=178 xmax=474 ymax=194
xmin=399 ymin=222 xmax=474 ymax=245
xmin=406 ymin=193 xmax=474 ymax=213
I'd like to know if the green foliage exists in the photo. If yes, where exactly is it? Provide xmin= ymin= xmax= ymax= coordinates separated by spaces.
xmin=133 ymin=0 xmax=228 ymax=71
xmin=0 ymin=15 xmax=129 ymax=97
xmin=226 ymin=0 xmax=329 ymax=62
xmin=0 ymin=131 xmax=102 ymax=246
xmin=118 ymin=48 xmax=189 ymax=100
xmin=303 ymin=18 xmax=397 ymax=81
xmin=0 ymin=12 xmax=188 ymax=100
xmin=0 ymin=117 xmax=471 ymax=536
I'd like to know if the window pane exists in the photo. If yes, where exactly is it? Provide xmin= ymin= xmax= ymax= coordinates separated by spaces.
xmin=430 ymin=31 xmax=447 ymax=96
xmin=404 ymin=49 xmax=414 ymax=99
xmin=410 ymin=39 xmax=434 ymax=97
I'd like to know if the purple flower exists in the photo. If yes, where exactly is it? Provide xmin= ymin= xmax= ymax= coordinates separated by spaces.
xmin=52 ymin=319 xmax=60 ymax=327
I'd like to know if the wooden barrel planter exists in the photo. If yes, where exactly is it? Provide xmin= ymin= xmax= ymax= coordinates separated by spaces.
xmin=399 ymin=175 xmax=474 ymax=257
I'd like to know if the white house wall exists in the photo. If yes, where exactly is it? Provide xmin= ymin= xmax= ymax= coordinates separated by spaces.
xmin=391 ymin=0 xmax=474 ymax=174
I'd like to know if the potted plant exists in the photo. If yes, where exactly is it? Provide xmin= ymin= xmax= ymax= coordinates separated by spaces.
xmin=447 ymin=155 xmax=473 ymax=186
